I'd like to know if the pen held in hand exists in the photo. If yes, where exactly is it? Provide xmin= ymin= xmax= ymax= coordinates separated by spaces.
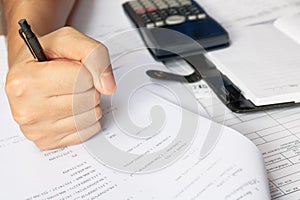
xmin=18 ymin=19 xmax=47 ymax=62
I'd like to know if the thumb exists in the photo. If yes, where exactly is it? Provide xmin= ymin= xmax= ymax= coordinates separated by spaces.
xmin=40 ymin=26 xmax=116 ymax=94
xmin=82 ymin=44 xmax=116 ymax=95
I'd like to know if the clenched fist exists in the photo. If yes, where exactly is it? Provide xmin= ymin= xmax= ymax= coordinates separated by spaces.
xmin=5 ymin=27 xmax=116 ymax=150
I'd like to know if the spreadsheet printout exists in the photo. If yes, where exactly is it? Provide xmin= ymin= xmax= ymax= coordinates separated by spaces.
xmin=166 ymin=59 xmax=300 ymax=200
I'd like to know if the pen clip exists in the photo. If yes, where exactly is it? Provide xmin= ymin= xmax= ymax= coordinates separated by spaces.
xmin=18 ymin=29 xmax=36 ymax=59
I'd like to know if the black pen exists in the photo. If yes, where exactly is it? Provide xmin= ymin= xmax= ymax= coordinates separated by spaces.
xmin=18 ymin=19 xmax=47 ymax=61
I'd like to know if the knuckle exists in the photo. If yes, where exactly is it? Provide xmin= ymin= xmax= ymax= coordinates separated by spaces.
xmin=35 ymin=142 xmax=52 ymax=151
xmin=58 ymin=135 xmax=82 ymax=149
xmin=38 ymin=146 xmax=49 ymax=151
xmin=95 ymin=106 xmax=102 ymax=120
xmin=79 ymin=122 xmax=101 ymax=142
xmin=94 ymin=91 xmax=100 ymax=105
xmin=58 ymin=26 xmax=77 ymax=35
xmin=93 ymin=121 xmax=101 ymax=132
xmin=21 ymin=127 xmax=41 ymax=142
xmin=23 ymin=133 xmax=37 ymax=142
xmin=5 ymin=73 xmax=27 ymax=98
xmin=33 ymin=137 xmax=58 ymax=151
xmin=96 ymin=121 xmax=102 ymax=132
xmin=13 ymin=109 xmax=37 ymax=125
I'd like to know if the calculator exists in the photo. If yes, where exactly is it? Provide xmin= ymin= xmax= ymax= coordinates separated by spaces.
xmin=123 ymin=0 xmax=230 ymax=60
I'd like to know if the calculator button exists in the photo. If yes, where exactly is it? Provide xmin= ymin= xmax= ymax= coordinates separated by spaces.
xmin=146 ymin=23 xmax=155 ymax=28
xmin=158 ymin=4 xmax=169 ymax=9
xmin=135 ymin=8 xmax=146 ymax=14
xmin=155 ymin=21 xmax=165 ymax=26
xmin=140 ymin=0 xmax=151 ymax=4
xmin=189 ymin=5 xmax=200 ymax=11
xmin=130 ymin=2 xmax=143 ymax=8
xmin=197 ymin=13 xmax=206 ymax=19
xmin=140 ymin=14 xmax=152 ymax=23
xmin=157 ymin=3 xmax=169 ymax=9
xmin=166 ymin=15 xmax=186 ymax=25
xmin=148 ymin=11 xmax=163 ymax=21
xmin=178 ymin=7 xmax=187 ymax=14
xmin=179 ymin=0 xmax=192 ymax=6
xmin=143 ymin=2 xmax=153 ymax=7
xmin=168 ymin=2 xmax=180 ymax=7
xmin=168 ymin=8 xmax=179 ymax=15
xmin=149 ymin=11 xmax=159 ymax=16
xmin=146 ymin=6 xmax=158 ymax=12
xmin=188 ymin=15 xmax=197 ymax=20
xmin=129 ymin=1 xmax=142 ymax=6
xmin=158 ymin=10 xmax=168 ymax=19
xmin=183 ymin=10 xmax=191 ymax=16
xmin=153 ymin=0 xmax=163 ymax=4
xmin=191 ymin=9 xmax=200 ymax=14
xmin=148 ymin=11 xmax=159 ymax=17
xmin=165 ymin=0 xmax=177 ymax=3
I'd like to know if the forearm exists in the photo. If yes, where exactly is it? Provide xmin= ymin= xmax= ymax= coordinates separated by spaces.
xmin=2 ymin=0 xmax=76 ymax=66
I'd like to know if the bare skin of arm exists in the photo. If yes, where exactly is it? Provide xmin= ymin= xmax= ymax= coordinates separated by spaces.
xmin=2 ymin=0 xmax=76 ymax=65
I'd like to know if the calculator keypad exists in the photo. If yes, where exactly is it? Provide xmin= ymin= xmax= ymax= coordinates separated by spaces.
xmin=128 ymin=0 xmax=206 ymax=28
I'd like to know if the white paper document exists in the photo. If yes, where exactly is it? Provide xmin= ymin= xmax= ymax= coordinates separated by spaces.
xmin=167 ymin=57 xmax=300 ymax=200
xmin=207 ymin=14 xmax=300 ymax=106
xmin=0 ymin=46 xmax=270 ymax=199
xmin=193 ymin=88 xmax=300 ymax=200
xmin=274 ymin=13 xmax=300 ymax=45
xmin=196 ymin=0 xmax=300 ymax=29
xmin=0 ymin=118 xmax=270 ymax=200
xmin=0 ymin=36 xmax=7 ymax=87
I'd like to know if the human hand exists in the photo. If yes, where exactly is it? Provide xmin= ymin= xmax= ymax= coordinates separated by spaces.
xmin=5 ymin=27 xmax=116 ymax=150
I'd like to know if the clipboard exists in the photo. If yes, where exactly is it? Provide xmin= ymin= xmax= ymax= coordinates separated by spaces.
xmin=183 ymin=54 xmax=300 ymax=113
